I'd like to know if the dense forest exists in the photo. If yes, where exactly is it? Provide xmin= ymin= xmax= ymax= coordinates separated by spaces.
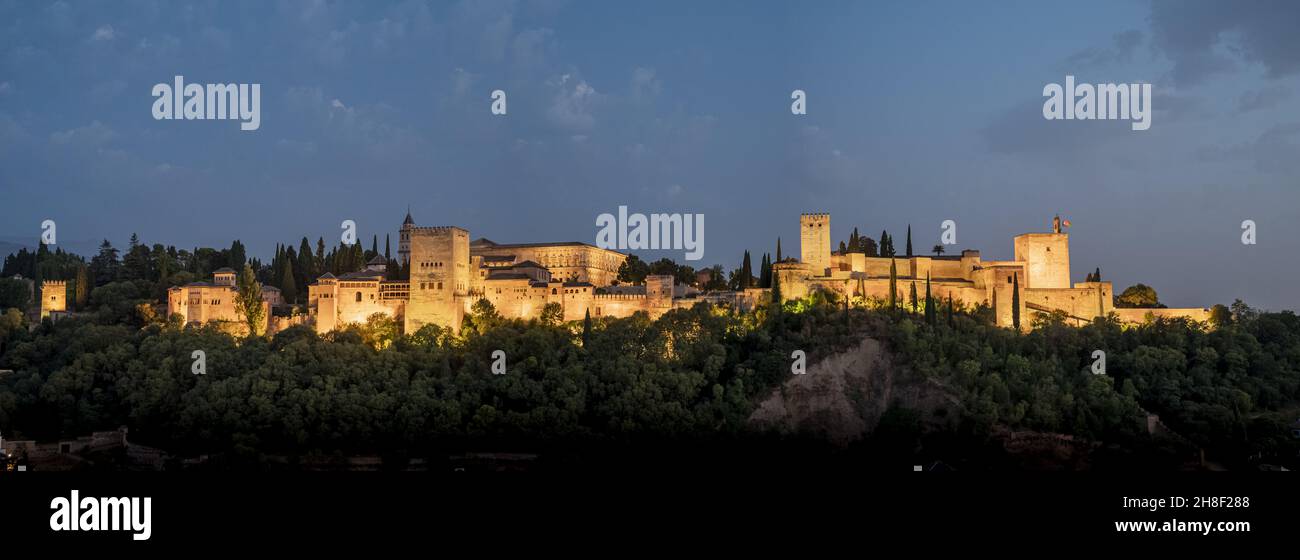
xmin=1 ymin=269 xmax=1297 ymax=471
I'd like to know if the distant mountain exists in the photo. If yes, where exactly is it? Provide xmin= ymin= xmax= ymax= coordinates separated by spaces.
xmin=0 ymin=236 xmax=100 ymax=260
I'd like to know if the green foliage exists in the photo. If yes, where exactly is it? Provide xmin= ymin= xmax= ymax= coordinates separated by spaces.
xmin=0 ymin=278 xmax=30 ymax=312
xmin=1116 ymin=283 xmax=1163 ymax=308
xmin=540 ymin=302 xmax=564 ymax=326
xmin=235 ymin=264 xmax=264 ymax=337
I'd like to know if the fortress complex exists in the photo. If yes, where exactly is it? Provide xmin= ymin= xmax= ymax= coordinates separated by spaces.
xmin=100 ymin=210 xmax=1208 ymax=337
xmin=780 ymin=213 xmax=1211 ymax=330
xmin=308 ymin=210 xmax=708 ymax=335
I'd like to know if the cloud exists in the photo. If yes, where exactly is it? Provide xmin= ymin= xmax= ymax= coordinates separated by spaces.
xmin=1235 ymin=85 xmax=1291 ymax=114
xmin=546 ymin=74 xmax=598 ymax=130
xmin=1150 ymin=0 xmax=1300 ymax=85
xmin=630 ymin=67 xmax=662 ymax=101
xmin=1197 ymin=123 xmax=1300 ymax=175
xmin=451 ymin=67 xmax=478 ymax=97
xmin=91 ymin=24 xmax=116 ymax=41
xmin=50 ymin=121 xmax=116 ymax=146
xmin=1065 ymin=30 xmax=1143 ymax=68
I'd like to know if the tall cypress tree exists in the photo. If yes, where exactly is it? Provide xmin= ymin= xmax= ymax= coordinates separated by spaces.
xmin=582 ymin=309 xmax=592 ymax=346
xmin=909 ymin=281 xmax=918 ymax=313
xmin=776 ymin=238 xmax=782 ymax=262
xmin=385 ymin=234 xmax=392 ymax=261
xmin=74 ymin=263 xmax=89 ymax=311
xmin=888 ymin=258 xmax=898 ymax=311
xmin=280 ymin=259 xmax=298 ymax=305
xmin=1012 ymin=273 xmax=1021 ymax=331
xmin=924 ymin=272 xmax=934 ymax=324
xmin=905 ymin=225 xmax=913 ymax=257
xmin=946 ymin=293 xmax=954 ymax=327
xmin=741 ymin=250 xmax=752 ymax=289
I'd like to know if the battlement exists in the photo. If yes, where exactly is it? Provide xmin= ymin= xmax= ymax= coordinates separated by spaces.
xmin=593 ymin=293 xmax=647 ymax=301
xmin=42 ymin=280 xmax=67 ymax=287
xmin=799 ymin=213 xmax=830 ymax=220
xmin=410 ymin=225 xmax=468 ymax=234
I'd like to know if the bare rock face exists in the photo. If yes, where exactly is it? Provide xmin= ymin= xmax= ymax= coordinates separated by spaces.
xmin=749 ymin=337 xmax=964 ymax=446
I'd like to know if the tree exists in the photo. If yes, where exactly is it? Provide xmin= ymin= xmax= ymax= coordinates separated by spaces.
xmin=932 ymin=244 xmax=945 ymax=256
xmin=776 ymin=238 xmax=783 ymax=262
xmin=946 ymin=293 xmax=954 ymax=326
xmin=540 ymin=302 xmax=564 ymax=325
xmin=924 ymin=273 xmax=934 ymax=324
xmin=74 ymin=264 xmax=90 ymax=310
xmin=770 ymin=265 xmax=783 ymax=305
xmin=909 ymin=281 xmax=918 ymax=313
xmin=905 ymin=225 xmax=913 ymax=257
xmin=235 ymin=264 xmax=265 ymax=337
xmin=384 ymin=235 xmax=392 ymax=261
xmin=0 ymin=278 xmax=29 ymax=311
xmin=859 ymin=236 xmax=878 ymax=257
xmin=90 ymin=239 xmax=120 ymax=285
xmin=279 ymin=259 xmax=298 ymax=304
xmin=740 ymin=250 xmax=752 ymax=289
xmin=1012 ymin=273 xmax=1021 ymax=331
xmin=1208 ymin=304 xmax=1232 ymax=327
xmin=229 ymin=240 xmax=247 ymax=271
xmin=1116 ymin=284 xmax=1161 ymax=308
xmin=616 ymin=255 xmax=650 ymax=284
xmin=888 ymin=259 xmax=898 ymax=311
xmin=582 ymin=309 xmax=592 ymax=345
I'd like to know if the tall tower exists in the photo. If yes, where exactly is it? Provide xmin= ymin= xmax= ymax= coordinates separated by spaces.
xmin=398 ymin=207 xmax=415 ymax=269
xmin=405 ymin=226 xmax=470 ymax=333
xmin=1013 ymin=232 xmax=1070 ymax=289
xmin=41 ymin=280 xmax=67 ymax=319
xmin=799 ymin=213 xmax=831 ymax=277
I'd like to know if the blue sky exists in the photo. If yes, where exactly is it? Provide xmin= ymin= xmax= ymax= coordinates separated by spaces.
xmin=2 ymin=0 xmax=1298 ymax=310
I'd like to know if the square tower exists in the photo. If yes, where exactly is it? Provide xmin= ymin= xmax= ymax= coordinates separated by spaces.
xmin=800 ymin=213 xmax=831 ymax=277
xmin=41 ymin=280 xmax=67 ymax=319
xmin=1013 ymin=233 xmax=1070 ymax=289
xmin=405 ymin=226 xmax=470 ymax=333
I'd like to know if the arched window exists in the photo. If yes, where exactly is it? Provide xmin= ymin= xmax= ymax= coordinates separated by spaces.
xmin=551 ymin=288 xmax=557 ymax=295
xmin=356 ymin=292 xmax=362 ymax=302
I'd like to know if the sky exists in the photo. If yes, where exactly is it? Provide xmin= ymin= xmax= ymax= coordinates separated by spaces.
xmin=1 ymin=0 xmax=1298 ymax=311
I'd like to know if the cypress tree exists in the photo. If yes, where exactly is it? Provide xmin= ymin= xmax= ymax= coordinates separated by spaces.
xmin=924 ymin=272 xmax=934 ymax=324
xmin=888 ymin=258 xmax=897 ymax=311
xmin=582 ymin=309 xmax=592 ymax=345
xmin=1012 ymin=273 xmax=1021 ymax=331
xmin=776 ymin=238 xmax=782 ymax=262
xmin=280 ymin=259 xmax=298 ymax=304
xmin=75 ymin=263 xmax=89 ymax=311
xmin=906 ymin=225 xmax=913 ymax=257
xmin=909 ymin=281 xmax=918 ymax=313
xmin=946 ymin=293 xmax=954 ymax=327
xmin=741 ymin=250 xmax=752 ymax=289
xmin=385 ymin=234 xmax=392 ymax=261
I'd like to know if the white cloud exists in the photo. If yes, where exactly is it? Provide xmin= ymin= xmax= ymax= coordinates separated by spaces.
xmin=50 ymin=121 xmax=116 ymax=146
xmin=91 ymin=25 xmax=116 ymax=42
xmin=547 ymin=74 xmax=598 ymax=130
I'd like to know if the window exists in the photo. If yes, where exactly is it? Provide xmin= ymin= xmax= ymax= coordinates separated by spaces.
xmin=437 ymin=282 xmax=443 ymax=290
xmin=356 ymin=292 xmax=362 ymax=302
